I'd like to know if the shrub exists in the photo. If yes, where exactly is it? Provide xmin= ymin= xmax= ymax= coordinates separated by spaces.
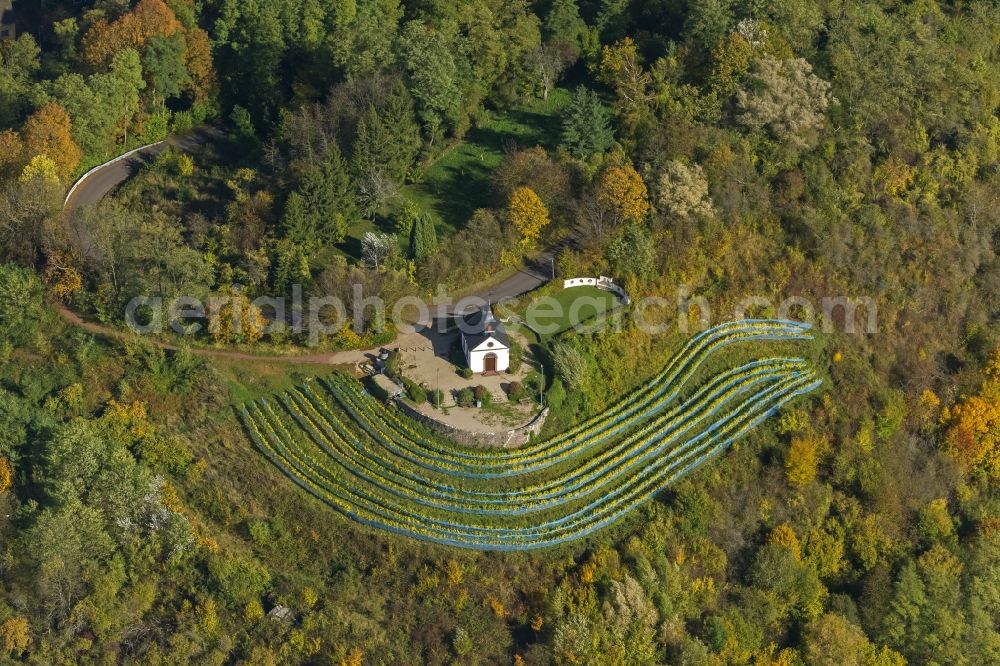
xmin=547 ymin=377 xmax=566 ymax=409
xmin=429 ymin=389 xmax=445 ymax=407
xmin=208 ymin=554 xmax=271 ymax=605
xmin=473 ymin=385 xmax=491 ymax=406
xmin=456 ymin=388 xmax=475 ymax=407
xmin=404 ymin=379 xmax=427 ymax=404
xmin=507 ymin=381 xmax=525 ymax=402
xmin=458 ymin=367 xmax=473 ymax=379
xmin=524 ymin=371 xmax=545 ymax=400
xmin=453 ymin=627 xmax=473 ymax=656
xmin=384 ymin=349 xmax=402 ymax=377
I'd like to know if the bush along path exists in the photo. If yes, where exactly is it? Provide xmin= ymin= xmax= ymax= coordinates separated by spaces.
xmin=240 ymin=320 xmax=822 ymax=551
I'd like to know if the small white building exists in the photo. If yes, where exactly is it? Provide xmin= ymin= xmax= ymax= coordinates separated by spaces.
xmin=461 ymin=307 xmax=510 ymax=375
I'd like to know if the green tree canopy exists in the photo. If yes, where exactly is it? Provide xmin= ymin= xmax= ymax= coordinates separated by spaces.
xmin=561 ymin=86 xmax=615 ymax=158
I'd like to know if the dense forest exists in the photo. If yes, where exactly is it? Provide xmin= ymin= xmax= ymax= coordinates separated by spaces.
xmin=1 ymin=0 xmax=999 ymax=664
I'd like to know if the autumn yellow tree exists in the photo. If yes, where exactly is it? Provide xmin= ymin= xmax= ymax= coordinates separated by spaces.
xmin=785 ymin=435 xmax=821 ymax=486
xmin=597 ymin=37 xmax=652 ymax=127
xmin=340 ymin=647 xmax=364 ymax=666
xmin=44 ymin=251 xmax=84 ymax=300
xmin=940 ymin=347 xmax=1000 ymax=478
xmin=768 ymin=523 xmax=802 ymax=560
xmin=244 ymin=599 xmax=265 ymax=622
xmin=184 ymin=28 xmax=217 ymax=103
xmin=0 ymin=616 xmax=31 ymax=656
xmin=209 ymin=289 xmax=266 ymax=345
xmin=83 ymin=0 xmax=180 ymax=66
xmin=0 ymin=129 xmax=24 ymax=174
xmin=445 ymin=559 xmax=464 ymax=587
xmin=103 ymin=399 xmax=152 ymax=440
xmin=0 ymin=457 xmax=12 ymax=493
xmin=710 ymin=32 xmax=754 ymax=96
xmin=195 ymin=596 xmax=219 ymax=635
xmin=22 ymin=103 xmax=81 ymax=179
xmin=596 ymin=164 xmax=650 ymax=225
xmin=509 ymin=187 xmax=550 ymax=249
xmin=19 ymin=155 xmax=61 ymax=184
xmin=874 ymin=156 xmax=914 ymax=197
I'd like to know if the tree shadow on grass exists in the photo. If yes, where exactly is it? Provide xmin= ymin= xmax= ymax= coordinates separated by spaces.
xmin=339 ymin=234 xmax=365 ymax=260
xmin=414 ymin=94 xmax=569 ymax=231
xmin=421 ymin=158 xmax=498 ymax=230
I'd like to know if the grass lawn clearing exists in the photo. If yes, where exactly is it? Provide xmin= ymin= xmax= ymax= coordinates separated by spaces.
xmin=525 ymin=286 xmax=623 ymax=339
xmin=403 ymin=87 xmax=572 ymax=234
xmin=209 ymin=357 xmax=353 ymax=405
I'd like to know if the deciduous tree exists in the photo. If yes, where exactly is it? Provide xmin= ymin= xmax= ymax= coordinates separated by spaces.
xmin=597 ymin=37 xmax=652 ymax=126
xmin=544 ymin=0 xmax=588 ymax=52
xmin=509 ymin=187 xmax=550 ymax=249
xmin=142 ymin=33 xmax=190 ymax=103
xmin=785 ymin=435 xmax=821 ymax=486
xmin=737 ymin=56 xmax=832 ymax=150
xmin=82 ymin=0 xmax=181 ymax=67
xmin=0 ymin=456 xmax=12 ymax=493
xmin=209 ymin=289 xmax=266 ymax=345
xmin=0 ymin=34 xmax=41 ymax=127
xmin=361 ymin=232 xmax=395 ymax=270
xmin=396 ymin=20 xmax=461 ymax=141
xmin=606 ymin=223 xmax=654 ymax=280
xmin=534 ymin=41 xmax=576 ymax=100
xmin=183 ymin=27 xmax=217 ymax=104
xmin=596 ymin=163 xmax=650 ymax=225
xmin=940 ymin=347 xmax=1000 ymax=479
xmin=493 ymin=146 xmax=571 ymax=212
xmin=769 ymin=523 xmax=802 ymax=561
xmin=883 ymin=545 xmax=966 ymax=664
xmin=652 ymin=160 xmax=715 ymax=221
xmin=0 ymin=616 xmax=30 ymax=656
xmin=22 ymin=103 xmax=81 ymax=179
xmin=19 ymin=155 xmax=61 ymax=184
xmin=0 ymin=130 xmax=23 ymax=175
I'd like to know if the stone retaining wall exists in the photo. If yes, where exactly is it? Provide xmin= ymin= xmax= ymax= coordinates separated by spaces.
xmin=394 ymin=399 xmax=549 ymax=449
xmin=563 ymin=275 xmax=631 ymax=304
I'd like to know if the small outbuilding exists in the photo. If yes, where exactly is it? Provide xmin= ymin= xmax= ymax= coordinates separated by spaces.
xmin=461 ymin=307 xmax=510 ymax=375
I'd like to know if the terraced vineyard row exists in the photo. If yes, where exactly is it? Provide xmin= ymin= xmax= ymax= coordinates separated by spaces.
xmin=241 ymin=320 xmax=821 ymax=550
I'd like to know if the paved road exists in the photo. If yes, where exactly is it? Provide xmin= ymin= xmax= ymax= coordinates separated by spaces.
xmin=64 ymin=127 xmax=223 ymax=210
xmin=451 ymin=253 xmax=553 ymax=315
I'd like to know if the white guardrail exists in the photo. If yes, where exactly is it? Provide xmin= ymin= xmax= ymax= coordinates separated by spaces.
xmin=563 ymin=275 xmax=631 ymax=304
xmin=64 ymin=140 xmax=166 ymax=208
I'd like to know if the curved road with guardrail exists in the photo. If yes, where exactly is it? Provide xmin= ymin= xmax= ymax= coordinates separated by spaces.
xmin=64 ymin=127 xmax=223 ymax=210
